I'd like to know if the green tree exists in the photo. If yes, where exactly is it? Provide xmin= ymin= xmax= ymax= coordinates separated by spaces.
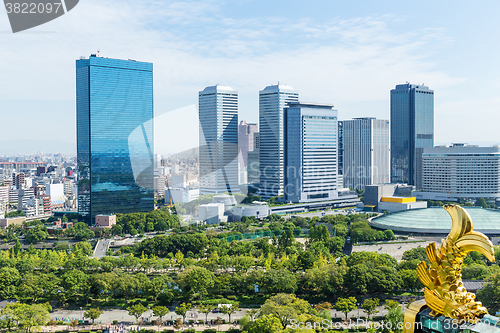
xmin=382 ymin=303 xmax=404 ymax=333
xmin=245 ymin=308 xmax=259 ymax=321
xmin=243 ymin=314 xmax=284 ymax=333
xmin=361 ymin=298 xmax=380 ymax=319
xmin=402 ymin=247 xmax=429 ymax=263
xmin=13 ymin=239 xmax=22 ymax=255
xmin=84 ymin=308 xmax=104 ymax=324
xmin=66 ymin=222 xmax=95 ymax=240
xmin=0 ymin=267 xmax=21 ymax=299
xmin=344 ymin=264 xmax=370 ymax=294
xmin=260 ymin=269 xmax=298 ymax=294
xmin=127 ymin=303 xmax=147 ymax=321
xmin=5 ymin=210 xmax=25 ymax=218
xmin=174 ymin=302 xmax=192 ymax=323
xmin=302 ymin=264 xmax=346 ymax=296
xmin=152 ymin=306 xmax=169 ymax=322
xmin=334 ymin=297 xmax=357 ymax=320
xmin=259 ymin=293 xmax=311 ymax=329
xmin=176 ymin=266 xmax=215 ymax=300
xmin=17 ymin=303 xmax=50 ymax=333
xmin=384 ymin=229 xmax=396 ymax=240
xmin=220 ymin=304 xmax=239 ymax=323
xmin=398 ymin=269 xmax=422 ymax=290
xmin=0 ymin=303 xmax=22 ymax=331
xmin=25 ymin=225 xmax=49 ymax=244
xmin=198 ymin=304 xmax=215 ymax=324
xmin=476 ymin=197 xmax=489 ymax=208
xmin=477 ymin=272 xmax=500 ymax=313
xmin=20 ymin=273 xmax=58 ymax=302
xmin=73 ymin=241 xmax=93 ymax=256
xmin=148 ymin=275 xmax=173 ymax=302
xmin=61 ymin=269 xmax=87 ymax=303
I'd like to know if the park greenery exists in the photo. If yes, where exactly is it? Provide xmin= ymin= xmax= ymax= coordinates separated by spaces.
xmin=1 ymin=209 xmax=500 ymax=332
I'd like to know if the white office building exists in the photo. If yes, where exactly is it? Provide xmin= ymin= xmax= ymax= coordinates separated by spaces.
xmin=284 ymin=102 xmax=338 ymax=203
xmin=343 ymin=118 xmax=390 ymax=190
xmin=199 ymin=85 xmax=239 ymax=194
xmin=259 ymin=84 xmax=299 ymax=199
xmin=198 ymin=202 xmax=225 ymax=224
xmin=416 ymin=145 xmax=500 ymax=203
xmin=165 ymin=188 xmax=200 ymax=204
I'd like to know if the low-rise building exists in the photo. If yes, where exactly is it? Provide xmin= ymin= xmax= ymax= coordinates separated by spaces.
xmin=229 ymin=201 xmax=270 ymax=220
xmin=198 ymin=203 xmax=225 ymax=224
xmin=46 ymin=219 xmax=73 ymax=234
xmin=364 ymin=183 xmax=415 ymax=211
xmin=0 ymin=216 xmax=26 ymax=229
xmin=95 ymin=214 xmax=117 ymax=228
xmin=211 ymin=194 xmax=237 ymax=211
xmin=377 ymin=196 xmax=427 ymax=213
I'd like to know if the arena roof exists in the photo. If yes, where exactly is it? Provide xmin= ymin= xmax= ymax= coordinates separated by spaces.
xmin=370 ymin=207 xmax=500 ymax=234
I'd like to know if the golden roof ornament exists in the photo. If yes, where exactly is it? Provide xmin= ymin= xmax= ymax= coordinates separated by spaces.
xmin=415 ymin=204 xmax=495 ymax=323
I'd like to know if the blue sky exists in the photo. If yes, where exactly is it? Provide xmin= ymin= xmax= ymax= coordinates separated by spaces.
xmin=1 ymin=0 xmax=499 ymax=154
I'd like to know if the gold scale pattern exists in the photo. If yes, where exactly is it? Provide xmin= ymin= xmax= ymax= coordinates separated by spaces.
xmin=416 ymin=204 xmax=495 ymax=323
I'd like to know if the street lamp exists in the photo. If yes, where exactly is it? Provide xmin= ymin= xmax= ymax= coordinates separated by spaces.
xmin=80 ymin=307 xmax=83 ymax=321
xmin=357 ymin=303 xmax=360 ymax=318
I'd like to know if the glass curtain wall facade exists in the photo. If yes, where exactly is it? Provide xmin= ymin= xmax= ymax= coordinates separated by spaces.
xmin=259 ymin=84 xmax=299 ymax=199
xmin=284 ymin=102 xmax=338 ymax=203
xmin=390 ymin=83 xmax=434 ymax=188
xmin=77 ymin=55 xmax=154 ymax=223
xmin=198 ymin=85 xmax=239 ymax=194
xmin=343 ymin=118 xmax=390 ymax=190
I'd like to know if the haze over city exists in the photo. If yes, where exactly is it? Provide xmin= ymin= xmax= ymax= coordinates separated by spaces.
xmin=1 ymin=0 xmax=500 ymax=155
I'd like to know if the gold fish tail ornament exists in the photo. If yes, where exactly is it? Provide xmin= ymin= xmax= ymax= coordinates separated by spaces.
xmin=415 ymin=204 xmax=495 ymax=323
xmin=416 ymin=261 xmax=432 ymax=288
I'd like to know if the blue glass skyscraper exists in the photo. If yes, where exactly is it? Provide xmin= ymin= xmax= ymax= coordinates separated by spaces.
xmin=284 ymin=102 xmax=338 ymax=203
xmin=390 ymin=83 xmax=434 ymax=188
xmin=76 ymin=55 xmax=154 ymax=223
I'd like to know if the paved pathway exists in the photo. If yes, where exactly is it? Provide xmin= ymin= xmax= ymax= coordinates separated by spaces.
xmin=93 ymin=239 xmax=112 ymax=259
xmin=50 ymin=305 xmax=395 ymax=325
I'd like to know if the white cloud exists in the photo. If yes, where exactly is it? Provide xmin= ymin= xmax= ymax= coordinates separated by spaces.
xmin=0 ymin=0 xmax=487 ymax=154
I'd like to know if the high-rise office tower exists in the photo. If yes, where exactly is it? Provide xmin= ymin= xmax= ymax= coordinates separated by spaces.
xmin=247 ymin=132 xmax=260 ymax=186
xmin=337 ymin=121 xmax=344 ymax=188
xmin=338 ymin=121 xmax=344 ymax=176
xmin=238 ymin=120 xmax=258 ymax=184
xmin=390 ymin=83 xmax=434 ymax=188
xmin=76 ymin=55 xmax=154 ymax=223
xmin=343 ymin=117 xmax=390 ymax=190
xmin=284 ymin=102 xmax=338 ymax=203
xmin=259 ymin=84 xmax=299 ymax=199
xmin=198 ymin=85 xmax=239 ymax=194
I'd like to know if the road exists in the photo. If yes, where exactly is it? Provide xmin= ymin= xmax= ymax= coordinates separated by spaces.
xmin=93 ymin=239 xmax=112 ymax=259
xmin=49 ymin=305 xmax=398 ymax=325
xmin=283 ymin=209 xmax=354 ymax=219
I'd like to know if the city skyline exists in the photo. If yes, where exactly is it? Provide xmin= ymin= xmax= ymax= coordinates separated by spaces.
xmin=2 ymin=0 xmax=500 ymax=155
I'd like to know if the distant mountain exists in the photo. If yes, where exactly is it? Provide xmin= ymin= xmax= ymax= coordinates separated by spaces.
xmin=169 ymin=147 xmax=199 ymax=158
